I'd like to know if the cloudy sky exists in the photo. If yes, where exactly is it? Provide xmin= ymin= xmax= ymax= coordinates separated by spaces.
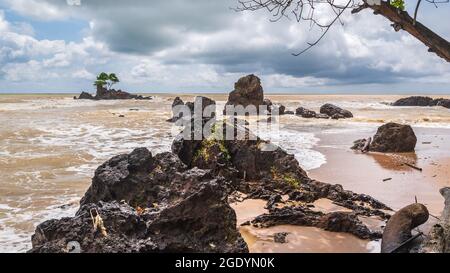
xmin=0 ymin=0 xmax=449 ymax=94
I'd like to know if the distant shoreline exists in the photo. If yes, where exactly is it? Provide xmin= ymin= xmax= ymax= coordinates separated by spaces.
xmin=1 ymin=92 xmax=450 ymax=97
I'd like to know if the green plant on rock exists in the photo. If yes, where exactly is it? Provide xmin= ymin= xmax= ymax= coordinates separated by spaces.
xmin=283 ymin=174 xmax=301 ymax=188
xmin=391 ymin=0 xmax=405 ymax=10
xmin=194 ymin=135 xmax=231 ymax=163
xmin=271 ymin=167 xmax=301 ymax=188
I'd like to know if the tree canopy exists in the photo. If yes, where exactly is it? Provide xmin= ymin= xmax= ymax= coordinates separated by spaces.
xmin=94 ymin=73 xmax=120 ymax=90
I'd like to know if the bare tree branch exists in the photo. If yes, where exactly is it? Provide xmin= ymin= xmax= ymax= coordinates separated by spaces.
xmin=235 ymin=0 xmax=450 ymax=62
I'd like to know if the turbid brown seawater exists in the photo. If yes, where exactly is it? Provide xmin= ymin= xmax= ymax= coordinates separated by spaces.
xmin=0 ymin=94 xmax=449 ymax=252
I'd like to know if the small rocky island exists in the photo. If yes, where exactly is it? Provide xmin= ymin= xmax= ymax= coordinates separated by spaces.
xmin=76 ymin=73 xmax=152 ymax=101
xmin=392 ymin=96 xmax=450 ymax=109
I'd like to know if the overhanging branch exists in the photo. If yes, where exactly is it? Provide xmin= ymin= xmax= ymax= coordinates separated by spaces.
xmin=360 ymin=0 xmax=450 ymax=62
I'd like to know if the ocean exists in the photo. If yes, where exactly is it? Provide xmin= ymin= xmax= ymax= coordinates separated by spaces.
xmin=1 ymin=93 xmax=449 ymax=252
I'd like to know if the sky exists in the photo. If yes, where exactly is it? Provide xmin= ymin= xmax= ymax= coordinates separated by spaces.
xmin=0 ymin=0 xmax=449 ymax=94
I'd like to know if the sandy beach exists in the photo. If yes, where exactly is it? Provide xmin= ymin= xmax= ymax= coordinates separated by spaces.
xmin=0 ymin=94 xmax=449 ymax=252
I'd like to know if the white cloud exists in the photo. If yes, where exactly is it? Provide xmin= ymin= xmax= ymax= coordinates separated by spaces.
xmin=71 ymin=68 xmax=94 ymax=80
xmin=1 ymin=1 xmax=450 ymax=93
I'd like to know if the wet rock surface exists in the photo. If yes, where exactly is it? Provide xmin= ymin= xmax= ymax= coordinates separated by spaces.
xmin=393 ymin=96 xmax=450 ymax=109
xmin=29 ymin=148 xmax=247 ymax=253
xmin=381 ymin=203 xmax=429 ymax=253
xmin=352 ymin=123 xmax=417 ymax=153
xmin=274 ymin=232 xmax=289 ymax=244
xmin=320 ymin=104 xmax=353 ymax=119
xmin=78 ymin=92 xmax=95 ymax=100
xmin=296 ymin=107 xmax=317 ymax=118
xmin=172 ymin=119 xmax=392 ymax=242
xmin=250 ymin=207 xmax=381 ymax=240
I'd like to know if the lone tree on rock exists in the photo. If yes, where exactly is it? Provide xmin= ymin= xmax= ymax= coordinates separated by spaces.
xmin=235 ymin=0 xmax=450 ymax=62
xmin=94 ymin=72 xmax=120 ymax=91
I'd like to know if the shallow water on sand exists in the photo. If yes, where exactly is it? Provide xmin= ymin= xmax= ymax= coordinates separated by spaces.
xmin=0 ymin=94 xmax=449 ymax=252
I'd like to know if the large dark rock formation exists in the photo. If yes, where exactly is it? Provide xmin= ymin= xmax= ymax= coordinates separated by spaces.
xmin=320 ymin=104 xmax=353 ymax=119
xmin=225 ymin=75 xmax=266 ymax=115
xmin=352 ymin=123 xmax=417 ymax=153
xmin=172 ymin=119 xmax=392 ymax=239
xmin=78 ymin=86 xmax=152 ymax=101
xmin=393 ymin=96 xmax=450 ymax=109
xmin=29 ymin=148 xmax=247 ymax=253
xmin=381 ymin=203 xmax=429 ymax=253
xmin=167 ymin=96 xmax=216 ymax=123
xmin=172 ymin=119 xmax=308 ymax=187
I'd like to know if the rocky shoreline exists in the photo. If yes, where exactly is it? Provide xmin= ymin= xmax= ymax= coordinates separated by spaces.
xmin=29 ymin=113 xmax=396 ymax=253
xmin=26 ymin=77 xmax=450 ymax=253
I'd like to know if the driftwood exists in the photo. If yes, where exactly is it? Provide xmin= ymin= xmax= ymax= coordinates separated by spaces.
xmin=362 ymin=137 xmax=372 ymax=153
xmin=404 ymin=163 xmax=423 ymax=172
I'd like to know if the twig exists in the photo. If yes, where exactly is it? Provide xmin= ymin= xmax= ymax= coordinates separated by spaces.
xmin=404 ymin=163 xmax=423 ymax=172
xmin=383 ymin=178 xmax=392 ymax=182
xmin=413 ymin=0 xmax=422 ymax=26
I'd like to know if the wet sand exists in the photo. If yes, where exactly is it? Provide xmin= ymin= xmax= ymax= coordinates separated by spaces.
xmin=231 ymin=198 xmax=381 ymax=253
xmin=310 ymin=127 xmax=450 ymax=216
xmin=232 ymin=127 xmax=450 ymax=253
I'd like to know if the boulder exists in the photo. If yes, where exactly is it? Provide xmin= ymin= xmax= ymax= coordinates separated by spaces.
xmin=320 ymin=104 xmax=353 ymax=119
xmin=167 ymin=97 xmax=185 ymax=122
xmin=274 ymin=232 xmax=289 ymax=244
xmin=225 ymin=74 xmax=265 ymax=115
xmin=296 ymin=107 xmax=317 ymax=118
xmin=392 ymin=96 xmax=450 ymax=109
xmin=354 ymin=123 xmax=417 ymax=153
xmin=278 ymin=105 xmax=286 ymax=115
xmin=172 ymin=96 xmax=184 ymax=108
xmin=29 ymin=148 xmax=248 ymax=253
xmin=393 ymin=96 xmax=434 ymax=107
xmin=167 ymin=96 xmax=216 ymax=123
xmin=272 ymin=104 xmax=285 ymax=115
xmin=78 ymin=92 xmax=95 ymax=100
xmin=381 ymin=203 xmax=429 ymax=253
